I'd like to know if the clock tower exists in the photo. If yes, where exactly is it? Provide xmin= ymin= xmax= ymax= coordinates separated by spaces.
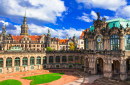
xmin=20 ymin=7 xmax=29 ymax=36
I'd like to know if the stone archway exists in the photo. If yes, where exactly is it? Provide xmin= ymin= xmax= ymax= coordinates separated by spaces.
xmin=112 ymin=60 xmax=120 ymax=79
xmin=85 ymin=58 xmax=89 ymax=72
xmin=96 ymin=58 xmax=103 ymax=74
xmin=112 ymin=60 xmax=120 ymax=74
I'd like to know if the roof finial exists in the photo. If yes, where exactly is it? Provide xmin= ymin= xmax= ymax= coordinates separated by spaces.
xmin=24 ymin=7 xmax=26 ymax=17
xmin=3 ymin=23 xmax=5 ymax=27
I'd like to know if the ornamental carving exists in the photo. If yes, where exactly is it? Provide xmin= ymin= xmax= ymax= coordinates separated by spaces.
xmin=125 ymin=28 xmax=130 ymax=34
xmin=110 ymin=27 xmax=120 ymax=35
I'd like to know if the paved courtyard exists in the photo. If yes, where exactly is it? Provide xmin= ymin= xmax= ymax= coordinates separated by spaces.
xmin=0 ymin=70 xmax=79 ymax=85
xmin=64 ymin=75 xmax=100 ymax=85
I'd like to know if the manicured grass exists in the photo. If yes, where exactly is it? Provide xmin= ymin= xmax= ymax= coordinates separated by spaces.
xmin=22 ymin=73 xmax=64 ymax=85
xmin=0 ymin=79 xmax=22 ymax=85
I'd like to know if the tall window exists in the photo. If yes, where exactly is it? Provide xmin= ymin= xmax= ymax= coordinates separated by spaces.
xmin=43 ymin=56 xmax=47 ymax=64
xmin=125 ymin=35 xmax=130 ymax=50
xmin=56 ymin=56 xmax=60 ymax=63
xmin=15 ymin=57 xmax=20 ymax=66
xmin=68 ymin=56 xmax=73 ymax=63
xmin=81 ymin=56 xmax=84 ymax=64
xmin=22 ymin=57 xmax=28 ymax=66
xmin=6 ymin=57 xmax=12 ymax=67
xmin=110 ymin=35 xmax=119 ymax=50
xmin=96 ymin=36 xmax=103 ymax=50
xmin=0 ymin=58 xmax=3 ymax=68
xmin=62 ymin=56 xmax=67 ymax=62
xmin=86 ymin=38 xmax=88 ymax=50
xmin=75 ymin=56 xmax=80 ymax=64
xmin=30 ymin=57 xmax=34 ymax=65
xmin=49 ymin=56 xmax=53 ymax=64
xmin=37 ymin=56 xmax=41 ymax=65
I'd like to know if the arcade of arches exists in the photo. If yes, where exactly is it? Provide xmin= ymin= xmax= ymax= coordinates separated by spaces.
xmin=0 ymin=52 xmax=130 ymax=81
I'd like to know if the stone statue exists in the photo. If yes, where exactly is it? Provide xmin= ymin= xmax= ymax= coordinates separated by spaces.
xmin=97 ymin=12 xmax=100 ymax=20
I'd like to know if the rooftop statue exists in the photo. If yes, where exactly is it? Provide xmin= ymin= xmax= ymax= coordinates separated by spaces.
xmin=97 ymin=12 xmax=100 ymax=20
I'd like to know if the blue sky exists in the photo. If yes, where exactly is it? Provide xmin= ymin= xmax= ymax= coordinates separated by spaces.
xmin=0 ymin=0 xmax=130 ymax=39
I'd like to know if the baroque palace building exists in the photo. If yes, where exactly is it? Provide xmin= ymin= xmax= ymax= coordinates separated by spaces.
xmin=0 ymin=12 xmax=130 ymax=81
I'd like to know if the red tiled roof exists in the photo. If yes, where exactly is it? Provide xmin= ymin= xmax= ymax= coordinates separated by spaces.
xmin=12 ymin=35 xmax=41 ymax=42
xmin=59 ymin=39 xmax=68 ymax=44
xmin=79 ymin=28 xmax=90 ymax=39
xmin=12 ymin=36 xmax=24 ymax=42
xmin=28 ymin=36 xmax=41 ymax=41
xmin=51 ymin=38 xmax=58 ymax=41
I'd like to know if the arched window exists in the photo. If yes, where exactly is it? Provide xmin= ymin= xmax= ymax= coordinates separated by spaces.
xmin=110 ymin=35 xmax=119 ymax=50
xmin=56 ymin=56 xmax=60 ymax=63
xmin=43 ymin=56 xmax=47 ymax=64
xmin=96 ymin=35 xmax=103 ymax=50
xmin=6 ymin=57 xmax=12 ymax=67
xmin=68 ymin=56 xmax=73 ymax=63
xmin=86 ymin=38 xmax=88 ymax=50
xmin=125 ymin=35 xmax=130 ymax=50
xmin=37 ymin=56 xmax=41 ymax=65
xmin=30 ymin=57 xmax=34 ymax=65
xmin=81 ymin=56 xmax=84 ymax=64
xmin=0 ymin=58 xmax=3 ymax=68
xmin=15 ymin=57 xmax=20 ymax=66
xmin=62 ymin=56 xmax=67 ymax=62
xmin=75 ymin=56 xmax=80 ymax=64
xmin=22 ymin=57 xmax=28 ymax=66
xmin=49 ymin=56 xmax=53 ymax=64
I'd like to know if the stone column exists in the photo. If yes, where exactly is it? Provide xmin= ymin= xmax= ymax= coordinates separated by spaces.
xmin=67 ymin=56 xmax=69 ymax=64
xmin=60 ymin=56 xmax=62 ymax=63
xmin=79 ymin=56 xmax=81 ymax=64
xmin=84 ymin=57 xmax=87 ymax=72
xmin=120 ymin=59 xmax=127 ymax=80
xmin=73 ymin=56 xmax=75 ymax=64
xmin=3 ymin=58 xmax=6 ymax=73
xmin=47 ymin=56 xmax=49 ymax=64
xmin=20 ymin=57 xmax=23 ymax=72
xmin=12 ymin=58 xmax=15 ymax=72
xmin=28 ymin=56 xmax=30 ymax=71
xmin=120 ymin=36 xmax=125 ymax=50
xmin=34 ymin=56 xmax=37 ymax=65
xmin=53 ymin=56 xmax=56 ymax=64
xmin=103 ymin=58 xmax=112 ymax=78
xmin=40 ymin=56 xmax=43 ymax=70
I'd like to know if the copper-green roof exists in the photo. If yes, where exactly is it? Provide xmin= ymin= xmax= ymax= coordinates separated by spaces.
xmin=89 ymin=18 xmax=130 ymax=31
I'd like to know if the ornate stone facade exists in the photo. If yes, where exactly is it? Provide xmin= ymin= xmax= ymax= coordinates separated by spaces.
xmin=84 ymin=12 xmax=130 ymax=80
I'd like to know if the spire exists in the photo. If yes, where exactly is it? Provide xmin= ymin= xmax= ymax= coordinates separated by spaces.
xmin=2 ymin=24 xmax=7 ymax=35
xmin=48 ymin=28 xmax=50 ymax=34
xmin=24 ymin=7 xmax=26 ymax=17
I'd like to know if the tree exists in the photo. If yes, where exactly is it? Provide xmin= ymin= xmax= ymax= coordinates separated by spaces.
xmin=46 ymin=47 xmax=53 ymax=52
xmin=69 ymin=42 xmax=75 ymax=51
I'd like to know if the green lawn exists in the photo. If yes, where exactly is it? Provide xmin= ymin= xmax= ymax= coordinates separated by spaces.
xmin=0 ymin=79 xmax=22 ymax=85
xmin=22 ymin=73 xmax=64 ymax=85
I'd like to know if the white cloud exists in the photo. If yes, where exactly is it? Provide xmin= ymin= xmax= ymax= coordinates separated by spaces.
xmin=7 ymin=23 xmax=84 ymax=39
xmin=91 ymin=11 xmax=97 ymax=20
xmin=77 ymin=10 xmax=112 ymax=22
xmin=77 ymin=13 xmax=92 ymax=22
xmin=116 ymin=5 xmax=130 ymax=19
xmin=0 ymin=20 xmax=9 ymax=26
xmin=0 ymin=0 xmax=66 ymax=23
xmin=76 ymin=0 xmax=127 ymax=11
